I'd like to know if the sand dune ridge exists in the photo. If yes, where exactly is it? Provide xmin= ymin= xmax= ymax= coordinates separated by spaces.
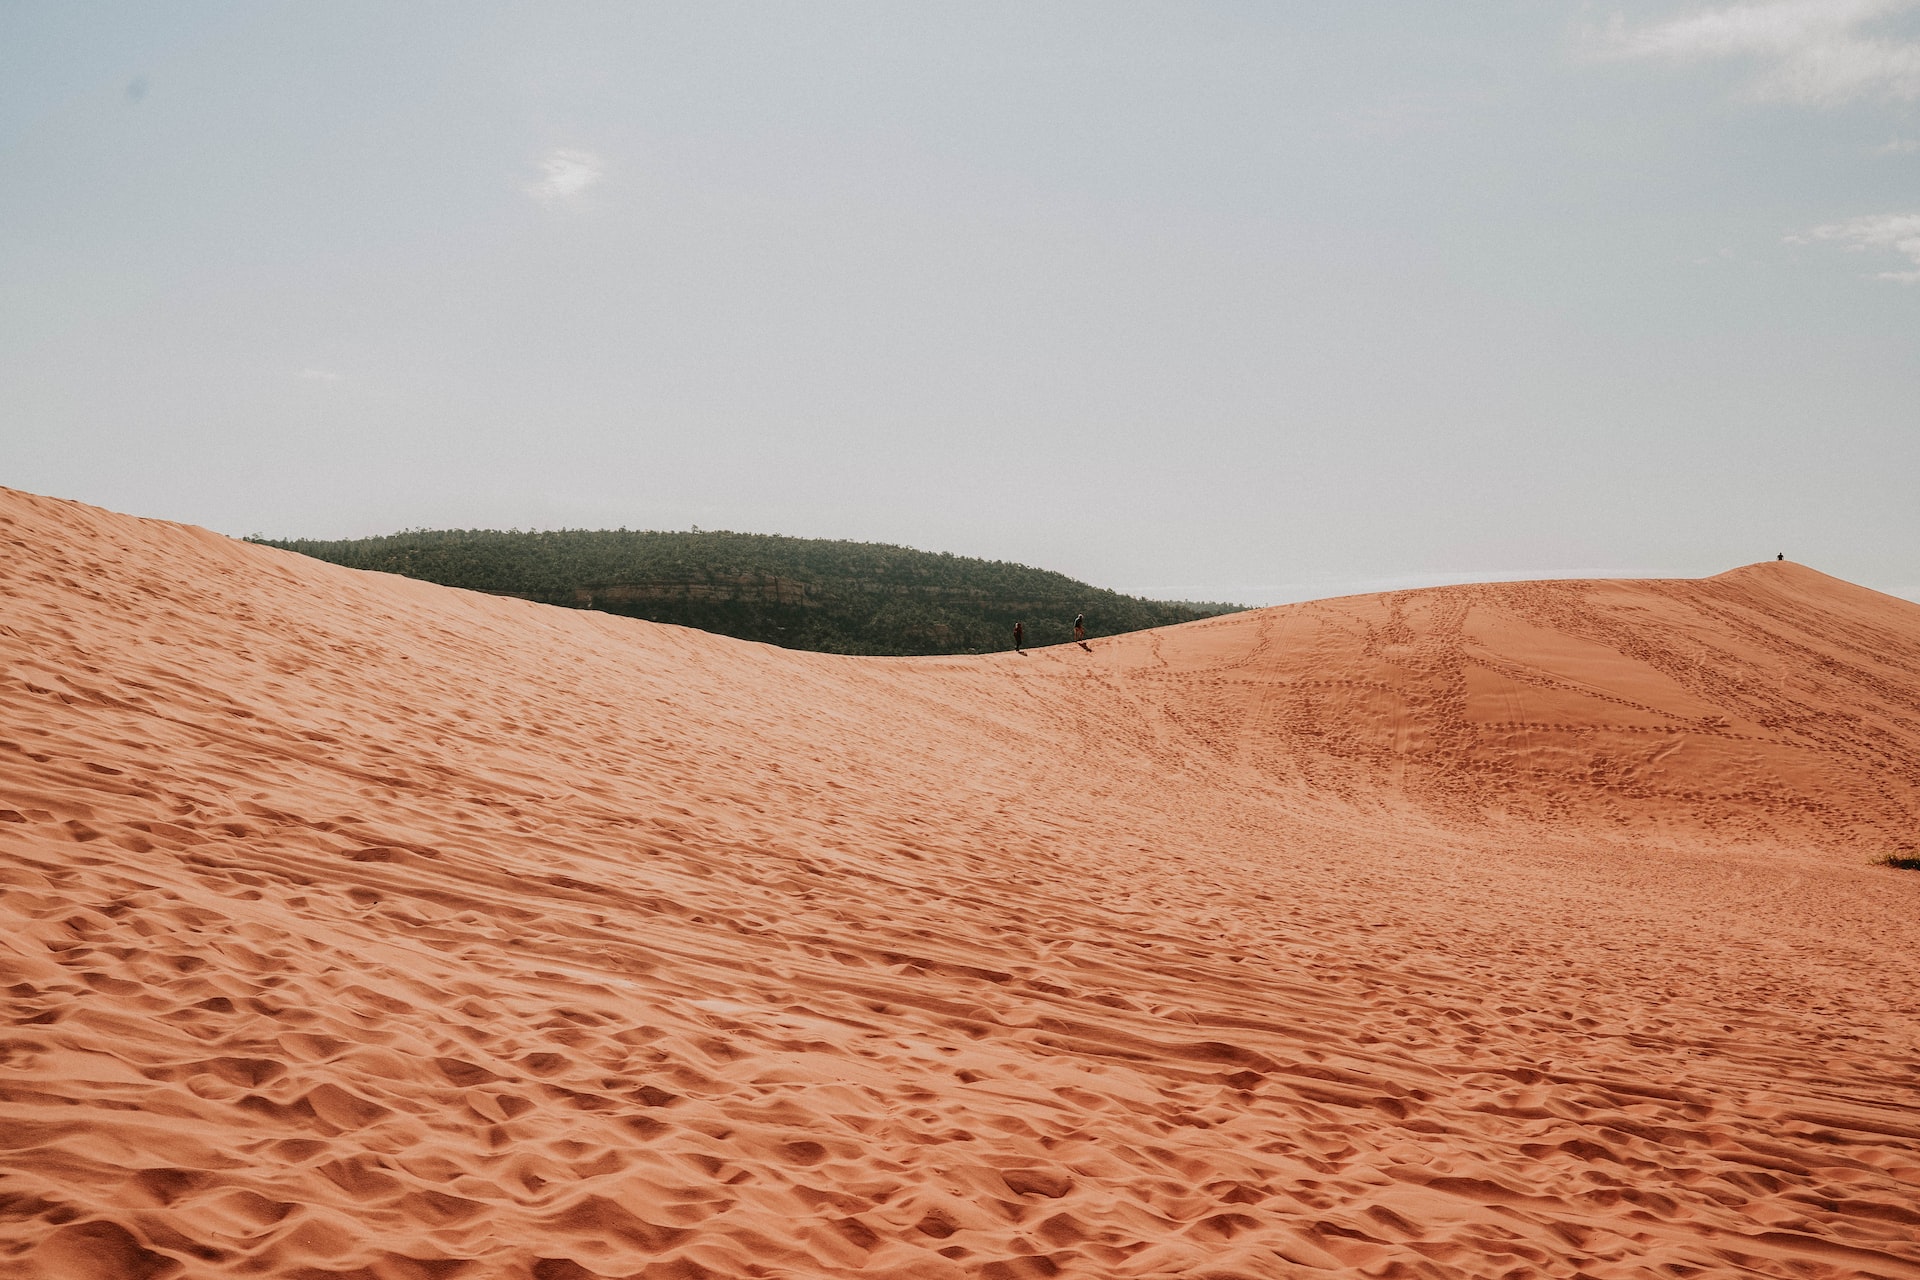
xmin=2 ymin=488 xmax=1917 ymax=1279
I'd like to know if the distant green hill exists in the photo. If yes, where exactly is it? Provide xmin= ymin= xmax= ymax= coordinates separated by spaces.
xmin=251 ymin=528 xmax=1242 ymax=656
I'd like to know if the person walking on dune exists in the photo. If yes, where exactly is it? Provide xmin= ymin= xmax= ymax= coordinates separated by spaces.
xmin=1013 ymin=620 xmax=1025 ymax=653
xmin=1073 ymin=613 xmax=1088 ymax=651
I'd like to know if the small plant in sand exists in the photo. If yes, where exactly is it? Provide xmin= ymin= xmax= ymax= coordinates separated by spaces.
xmin=1878 ymin=853 xmax=1920 ymax=871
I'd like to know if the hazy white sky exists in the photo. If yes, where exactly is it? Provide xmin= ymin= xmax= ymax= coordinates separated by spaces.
xmin=3 ymin=2 xmax=1916 ymax=604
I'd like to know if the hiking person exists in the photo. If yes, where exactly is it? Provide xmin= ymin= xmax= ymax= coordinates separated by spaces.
xmin=1013 ymin=621 xmax=1025 ymax=653
xmin=1073 ymin=613 xmax=1087 ymax=650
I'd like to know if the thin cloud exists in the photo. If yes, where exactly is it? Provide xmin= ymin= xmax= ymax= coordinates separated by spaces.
xmin=298 ymin=368 xmax=341 ymax=382
xmin=526 ymin=148 xmax=605 ymax=206
xmin=1600 ymin=0 xmax=1920 ymax=104
xmin=1790 ymin=213 xmax=1920 ymax=282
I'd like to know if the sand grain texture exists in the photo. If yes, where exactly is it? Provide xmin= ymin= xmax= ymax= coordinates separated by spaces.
xmin=2 ymin=487 xmax=1918 ymax=1279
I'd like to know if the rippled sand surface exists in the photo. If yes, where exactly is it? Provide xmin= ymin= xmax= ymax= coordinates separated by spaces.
xmin=3 ymin=487 xmax=1918 ymax=1279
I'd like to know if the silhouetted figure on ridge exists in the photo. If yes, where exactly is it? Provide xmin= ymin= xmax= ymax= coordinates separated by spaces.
xmin=1013 ymin=621 xmax=1025 ymax=653
xmin=1778 ymin=553 xmax=1784 ymax=561
xmin=1073 ymin=613 xmax=1089 ymax=651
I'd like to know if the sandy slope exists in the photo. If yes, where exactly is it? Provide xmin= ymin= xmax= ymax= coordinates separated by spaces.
xmin=2 ymin=486 xmax=1918 ymax=1280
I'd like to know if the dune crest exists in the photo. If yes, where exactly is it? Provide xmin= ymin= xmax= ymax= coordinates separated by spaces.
xmin=2 ymin=487 xmax=1917 ymax=1280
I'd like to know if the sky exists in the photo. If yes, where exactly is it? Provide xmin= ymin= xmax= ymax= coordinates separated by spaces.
xmin=2 ymin=1 xmax=1916 ymax=605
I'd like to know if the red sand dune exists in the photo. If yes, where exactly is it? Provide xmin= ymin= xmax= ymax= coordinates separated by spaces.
xmin=3 ymin=486 xmax=1918 ymax=1280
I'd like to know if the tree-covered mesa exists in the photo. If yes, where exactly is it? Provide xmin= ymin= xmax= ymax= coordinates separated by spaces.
xmin=251 ymin=529 xmax=1242 ymax=656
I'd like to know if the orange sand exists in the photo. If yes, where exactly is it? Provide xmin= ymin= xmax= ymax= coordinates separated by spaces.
xmin=2 ymin=486 xmax=1918 ymax=1280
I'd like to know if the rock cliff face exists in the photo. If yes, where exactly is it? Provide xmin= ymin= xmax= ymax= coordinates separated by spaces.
xmin=4 ymin=486 xmax=1919 ymax=1280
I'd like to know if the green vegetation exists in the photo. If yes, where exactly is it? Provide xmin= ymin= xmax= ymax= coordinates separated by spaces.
xmin=250 ymin=528 xmax=1241 ymax=656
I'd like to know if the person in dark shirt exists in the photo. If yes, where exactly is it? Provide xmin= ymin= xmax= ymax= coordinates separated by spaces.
xmin=1013 ymin=621 xmax=1025 ymax=653
xmin=1073 ymin=614 xmax=1088 ymax=650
